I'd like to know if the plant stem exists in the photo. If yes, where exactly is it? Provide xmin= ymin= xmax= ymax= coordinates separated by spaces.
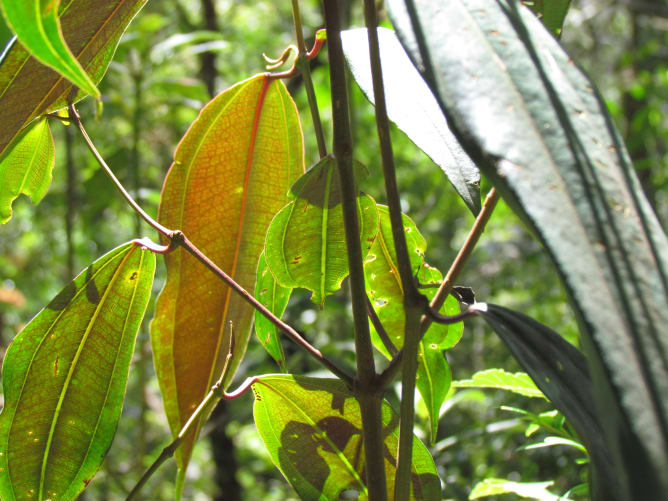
xmin=322 ymin=2 xmax=387 ymax=500
xmin=377 ymin=188 xmax=500 ymax=388
xmin=69 ymin=105 xmax=353 ymax=386
xmin=361 ymin=2 xmax=423 ymax=497
xmin=291 ymin=0 xmax=327 ymax=158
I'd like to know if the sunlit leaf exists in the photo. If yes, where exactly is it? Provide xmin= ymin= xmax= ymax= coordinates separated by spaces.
xmin=252 ymin=375 xmax=441 ymax=501
xmin=255 ymin=251 xmax=290 ymax=369
xmin=342 ymin=27 xmax=480 ymax=214
xmin=453 ymin=369 xmax=545 ymax=399
xmin=469 ymin=478 xmax=560 ymax=500
xmin=0 ymin=241 xmax=155 ymax=501
xmin=390 ymin=1 xmax=668 ymax=497
xmin=265 ymin=156 xmax=378 ymax=306
xmin=0 ymin=118 xmax=54 ymax=224
xmin=0 ymin=0 xmax=99 ymax=97
xmin=519 ymin=436 xmax=587 ymax=454
xmin=151 ymin=74 xmax=304 ymax=495
xmin=0 ymin=0 xmax=147 ymax=159
xmin=416 ymin=341 xmax=451 ymax=444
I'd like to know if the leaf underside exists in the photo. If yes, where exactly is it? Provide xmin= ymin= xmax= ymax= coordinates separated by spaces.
xmin=0 ymin=118 xmax=54 ymax=224
xmin=252 ymin=375 xmax=441 ymax=501
xmin=0 ymin=0 xmax=148 ymax=159
xmin=151 ymin=74 xmax=304 ymax=495
xmin=0 ymin=241 xmax=155 ymax=501
xmin=389 ymin=1 xmax=668 ymax=498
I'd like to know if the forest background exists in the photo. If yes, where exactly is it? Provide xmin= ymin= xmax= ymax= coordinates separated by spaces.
xmin=0 ymin=0 xmax=666 ymax=499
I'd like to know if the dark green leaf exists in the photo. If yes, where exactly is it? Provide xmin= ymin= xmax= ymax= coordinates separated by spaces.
xmin=390 ymin=1 xmax=668 ymax=497
xmin=0 ymin=241 xmax=155 ymax=501
xmin=341 ymin=27 xmax=480 ymax=214
xmin=252 ymin=375 xmax=441 ymax=500
xmin=522 ymin=0 xmax=571 ymax=35
xmin=255 ymin=252 xmax=289 ymax=369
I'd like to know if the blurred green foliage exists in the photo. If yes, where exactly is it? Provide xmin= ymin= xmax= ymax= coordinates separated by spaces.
xmin=0 ymin=1 xmax=665 ymax=500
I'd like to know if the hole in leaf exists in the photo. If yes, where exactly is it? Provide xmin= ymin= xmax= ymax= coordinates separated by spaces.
xmin=375 ymin=299 xmax=387 ymax=307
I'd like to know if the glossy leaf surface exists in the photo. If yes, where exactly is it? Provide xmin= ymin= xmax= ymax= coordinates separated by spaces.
xmin=0 ymin=118 xmax=54 ymax=224
xmin=476 ymin=303 xmax=619 ymax=499
xmin=255 ymin=252 xmax=289 ymax=369
xmin=151 ymin=74 xmax=303 ymax=491
xmin=342 ymin=27 xmax=480 ymax=214
xmin=252 ymin=375 xmax=440 ymax=500
xmin=453 ymin=369 xmax=545 ymax=399
xmin=0 ymin=241 xmax=155 ymax=501
xmin=0 ymin=0 xmax=147 ymax=158
xmin=0 ymin=0 xmax=99 ymax=98
xmin=390 ymin=1 xmax=668 ymax=497
xmin=265 ymin=156 xmax=378 ymax=306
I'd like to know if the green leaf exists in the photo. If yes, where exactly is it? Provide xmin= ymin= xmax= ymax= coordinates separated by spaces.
xmin=252 ymin=375 xmax=441 ymax=501
xmin=469 ymin=478 xmax=560 ymax=501
xmin=390 ymin=1 xmax=668 ymax=498
xmin=0 ymin=0 xmax=148 ymax=159
xmin=453 ymin=369 xmax=546 ymax=399
xmin=255 ymin=252 xmax=290 ymax=369
xmin=416 ymin=341 xmax=451 ymax=444
xmin=342 ymin=27 xmax=480 ymax=215
xmin=265 ymin=156 xmax=379 ymax=306
xmin=475 ymin=304 xmax=618 ymax=499
xmin=0 ymin=0 xmax=99 ymax=97
xmin=522 ymin=0 xmax=572 ymax=35
xmin=0 ymin=118 xmax=54 ymax=224
xmin=519 ymin=436 xmax=587 ymax=454
xmin=0 ymin=241 xmax=155 ymax=501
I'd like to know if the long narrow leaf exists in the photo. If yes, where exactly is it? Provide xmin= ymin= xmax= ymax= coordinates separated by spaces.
xmin=151 ymin=74 xmax=304 ymax=495
xmin=0 ymin=241 xmax=155 ymax=501
xmin=389 ymin=1 xmax=668 ymax=497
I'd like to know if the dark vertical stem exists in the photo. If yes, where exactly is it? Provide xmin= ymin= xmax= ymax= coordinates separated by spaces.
xmin=200 ymin=0 xmax=218 ymax=98
xmin=64 ymin=123 xmax=76 ymax=279
xmin=362 ymin=2 xmax=422 ymax=498
xmin=322 ymin=2 xmax=387 ymax=499
xmin=292 ymin=0 xmax=327 ymax=158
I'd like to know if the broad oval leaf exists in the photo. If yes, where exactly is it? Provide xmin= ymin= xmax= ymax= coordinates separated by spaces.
xmin=474 ymin=303 xmax=620 ymax=500
xmin=252 ymin=375 xmax=441 ymax=501
xmin=342 ymin=27 xmax=480 ymax=215
xmin=151 ymin=74 xmax=304 ymax=494
xmin=390 ymin=1 xmax=668 ymax=497
xmin=452 ymin=369 xmax=545 ymax=399
xmin=255 ymin=251 xmax=290 ymax=370
xmin=0 ymin=0 xmax=148 ymax=159
xmin=0 ymin=118 xmax=54 ymax=224
xmin=0 ymin=241 xmax=155 ymax=501
xmin=0 ymin=0 xmax=99 ymax=98
xmin=265 ymin=156 xmax=379 ymax=306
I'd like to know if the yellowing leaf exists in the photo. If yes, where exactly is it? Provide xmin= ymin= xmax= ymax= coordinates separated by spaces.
xmin=0 ymin=0 xmax=148 ymax=159
xmin=0 ymin=118 xmax=54 ymax=224
xmin=252 ymin=375 xmax=441 ymax=501
xmin=0 ymin=241 xmax=155 ymax=501
xmin=151 ymin=74 xmax=304 ymax=494
xmin=265 ymin=156 xmax=379 ymax=306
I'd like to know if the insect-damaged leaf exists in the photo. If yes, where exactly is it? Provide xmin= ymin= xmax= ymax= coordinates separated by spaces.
xmin=341 ymin=27 xmax=480 ymax=215
xmin=390 ymin=1 xmax=668 ymax=498
xmin=0 ymin=118 xmax=54 ymax=224
xmin=252 ymin=375 xmax=441 ymax=501
xmin=364 ymin=205 xmax=462 ymax=440
xmin=265 ymin=155 xmax=378 ymax=306
xmin=255 ymin=252 xmax=290 ymax=369
xmin=0 ymin=0 xmax=99 ymax=98
xmin=0 ymin=0 xmax=147 ymax=159
xmin=151 ymin=74 xmax=304 ymax=494
xmin=0 ymin=241 xmax=155 ymax=501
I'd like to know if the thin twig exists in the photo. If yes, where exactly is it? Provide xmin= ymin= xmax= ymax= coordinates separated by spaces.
xmin=127 ymin=333 xmax=257 ymax=500
xmin=377 ymin=188 xmax=500 ymax=388
xmin=323 ymin=1 xmax=388 ymax=499
xmin=69 ymin=107 xmax=353 ymax=385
